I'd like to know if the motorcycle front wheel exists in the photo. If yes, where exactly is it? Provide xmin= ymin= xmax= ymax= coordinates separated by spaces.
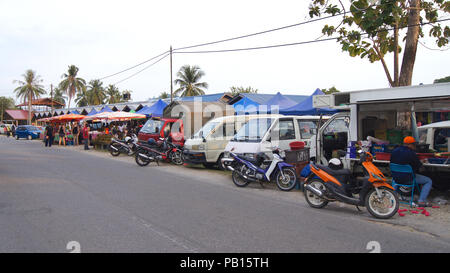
xmin=276 ymin=167 xmax=297 ymax=191
xmin=135 ymin=149 xmax=151 ymax=166
xmin=232 ymin=169 xmax=250 ymax=187
xmin=109 ymin=143 xmax=121 ymax=157
xmin=170 ymin=150 xmax=184 ymax=165
xmin=365 ymin=187 xmax=399 ymax=219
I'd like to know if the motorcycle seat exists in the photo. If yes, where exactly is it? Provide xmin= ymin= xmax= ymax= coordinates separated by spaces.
xmin=316 ymin=164 xmax=352 ymax=184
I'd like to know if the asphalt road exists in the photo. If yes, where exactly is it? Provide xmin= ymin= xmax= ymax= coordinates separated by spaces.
xmin=1 ymin=136 xmax=449 ymax=253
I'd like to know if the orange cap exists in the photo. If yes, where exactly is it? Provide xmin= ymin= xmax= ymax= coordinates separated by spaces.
xmin=403 ymin=136 xmax=417 ymax=144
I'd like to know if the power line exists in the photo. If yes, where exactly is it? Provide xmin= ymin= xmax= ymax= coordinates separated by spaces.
xmin=113 ymin=53 xmax=170 ymax=85
xmin=99 ymin=50 xmax=169 ymax=80
xmin=173 ymin=0 xmax=395 ymax=51
xmin=174 ymin=18 xmax=450 ymax=54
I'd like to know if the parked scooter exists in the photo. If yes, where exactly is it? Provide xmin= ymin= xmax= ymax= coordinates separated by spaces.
xmin=109 ymin=134 xmax=138 ymax=156
xmin=135 ymin=135 xmax=184 ymax=167
xmin=303 ymin=151 xmax=399 ymax=219
xmin=222 ymin=148 xmax=297 ymax=191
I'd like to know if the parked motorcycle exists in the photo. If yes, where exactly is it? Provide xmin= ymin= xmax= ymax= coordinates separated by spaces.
xmin=303 ymin=151 xmax=399 ymax=219
xmin=135 ymin=136 xmax=184 ymax=167
xmin=222 ymin=148 xmax=297 ymax=191
xmin=109 ymin=134 xmax=138 ymax=157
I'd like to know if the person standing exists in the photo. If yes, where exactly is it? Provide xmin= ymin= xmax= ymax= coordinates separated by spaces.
xmin=82 ymin=123 xmax=90 ymax=150
xmin=72 ymin=123 xmax=80 ymax=145
xmin=58 ymin=125 xmax=66 ymax=146
xmin=45 ymin=123 xmax=54 ymax=147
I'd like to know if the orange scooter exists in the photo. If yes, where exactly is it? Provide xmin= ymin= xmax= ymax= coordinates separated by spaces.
xmin=303 ymin=151 xmax=399 ymax=219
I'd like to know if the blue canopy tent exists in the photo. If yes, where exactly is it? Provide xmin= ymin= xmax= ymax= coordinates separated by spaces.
xmin=232 ymin=96 xmax=260 ymax=114
xmin=87 ymin=108 xmax=98 ymax=116
xmin=280 ymin=89 xmax=338 ymax=116
xmin=264 ymin=92 xmax=297 ymax=112
xmin=70 ymin=110 xmax=80 ymax=115
xmin=98 ymin=106 xmax=113 ymax=113
xmin=137 ymin=99 xmax=168 ymax=117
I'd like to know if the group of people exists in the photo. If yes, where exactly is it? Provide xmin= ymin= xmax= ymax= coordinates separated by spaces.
xmin=42 ymin=120 xmax=144 ymax=150
xmin=44 ymin=122 xmax=91 ymax=150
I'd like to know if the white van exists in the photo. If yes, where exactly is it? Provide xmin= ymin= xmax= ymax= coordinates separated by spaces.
xmin=224 ymin=115 xmax=327 ymax=160
xmin=183 ymin=114 xmax=282 ymax=169
xmin=418 ymin=120 xmax=450 ymax=152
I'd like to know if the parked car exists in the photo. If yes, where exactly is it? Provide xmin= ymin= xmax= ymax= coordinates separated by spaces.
xmin=0 ymin=124 xmax=13 ymax=135
xmin=138 ymin=117 xmax=185 ymax=147
xmin=14 ymin=125 xmax=41 ymax=140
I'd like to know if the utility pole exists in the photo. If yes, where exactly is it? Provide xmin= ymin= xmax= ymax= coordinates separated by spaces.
xmin=50 ymin=84 xmax=54 ymax=116
xmin=170 ymin=45 xmax=173 ymax=103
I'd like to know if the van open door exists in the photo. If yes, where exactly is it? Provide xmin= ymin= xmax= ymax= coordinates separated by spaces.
xmin=317 ymin=112 xmax=351 ymax=166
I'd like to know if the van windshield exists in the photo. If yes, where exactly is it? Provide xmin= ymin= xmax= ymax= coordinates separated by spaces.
xmin=233 ymin=118 xmax=274 ymax=142
xmin=141 ymin=119 xmax=163 ymax=134
xmin=193 ymin=121 xmax=220 ymax=139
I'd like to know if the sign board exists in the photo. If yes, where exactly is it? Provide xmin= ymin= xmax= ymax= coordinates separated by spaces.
xmin=313 ymin=95 xmax=334 ymax=108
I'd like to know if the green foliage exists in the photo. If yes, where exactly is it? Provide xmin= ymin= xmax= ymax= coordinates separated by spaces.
xmin=229 ymin=86 xmax=259 ymax=96
xmin=309 ymin=0 xmax=450 ymax=86
xmin=158 ymin=91 xmax=170 ymax=99
xmin=0 ymin=96 xmax=16 ymax=121
xmin=433 ymin=75 xmax=450 ymax=83
xmin=105 ymin=84 xmax=122 ymax=104
xmin=321 ymin=86 xmax=340 ymax=94
xmin=59 ymin=65 xmax=86 ymax=108
xmin=174 ymin=65 xmax=208 ymax=97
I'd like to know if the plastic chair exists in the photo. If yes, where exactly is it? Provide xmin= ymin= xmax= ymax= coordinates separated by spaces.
xmin=389 ymin=163 xmax=421 ymax=207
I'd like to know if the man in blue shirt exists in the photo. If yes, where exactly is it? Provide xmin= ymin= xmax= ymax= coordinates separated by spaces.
xmin=390 ymin=136 xmax=433 ymax=207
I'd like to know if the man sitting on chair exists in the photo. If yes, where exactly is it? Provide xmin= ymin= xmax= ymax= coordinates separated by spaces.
xmin=390 ymin=136 xmax=433 ymax=207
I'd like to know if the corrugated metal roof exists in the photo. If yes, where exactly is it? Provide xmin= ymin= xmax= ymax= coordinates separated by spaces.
xmin=5 ymin=110 xmax=30 ymax=120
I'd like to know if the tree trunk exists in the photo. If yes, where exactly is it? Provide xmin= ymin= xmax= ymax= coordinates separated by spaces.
xmin=398 ymin=0 xmax=421 ymax=86
xmin=28 ymin=91 xmax=32 ymax=125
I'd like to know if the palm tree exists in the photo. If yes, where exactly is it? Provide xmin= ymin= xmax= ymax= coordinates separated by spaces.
xmin=52 ymin=87 xmax=67 ymax=106
xmin=59 ymin=65 xmax=86 ymax=109
xmin=174 ymin=65 xmax=208 ymax=97
xmin=13 ymin=69 xmax=46 ymax=124
xmin=105 ymin=84 xmax=121 ymax=104
xmin=87 ymin=79 xmax=106 ymax=105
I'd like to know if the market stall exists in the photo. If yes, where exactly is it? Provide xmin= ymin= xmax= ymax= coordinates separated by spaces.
xmin=82 ymin=111 xmax=146 ymax=149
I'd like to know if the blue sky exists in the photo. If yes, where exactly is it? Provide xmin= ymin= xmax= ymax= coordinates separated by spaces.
xmin=1 ymin=0 xmax=449 ymax=104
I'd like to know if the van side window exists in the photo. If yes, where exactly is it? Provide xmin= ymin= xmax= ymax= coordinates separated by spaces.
xmin=297 ymin=120 xmax=317 ymax=139
xmin=279 ymin=119 xmax=296 ymax=140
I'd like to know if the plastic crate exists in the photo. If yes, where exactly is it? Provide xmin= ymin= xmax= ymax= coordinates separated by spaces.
xmin=372 ymin=144 xmax=384 ymax=153
xmin=375 ymin=152 xmax=391 ymax=161
xmin=428 ymin=158 xmax=447 ymax=164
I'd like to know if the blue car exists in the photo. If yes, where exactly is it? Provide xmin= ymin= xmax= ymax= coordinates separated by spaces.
xmin=15 ymin=125 xmax=41 ymax=140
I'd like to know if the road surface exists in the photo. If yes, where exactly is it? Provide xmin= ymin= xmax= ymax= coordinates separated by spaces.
xmin=0 ymin=136 xmax=449 ymax=253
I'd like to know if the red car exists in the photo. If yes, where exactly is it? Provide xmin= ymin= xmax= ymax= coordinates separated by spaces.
xmin=138 ymin=118 xmax=185 ymax=147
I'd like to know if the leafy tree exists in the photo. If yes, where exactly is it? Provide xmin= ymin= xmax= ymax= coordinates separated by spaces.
xmin=158 ymin=91 xmax=170 ymax=99
xmin=0 ymin=96 xmax=16 ymax=122
xmin=229 ymin=86 xmax=258 ymax=96
xmin=174 ymin=65 xmax=208 ymax=97
xmin=52 ymin=87 xmax=67 ymax=107
xmin=13 ymin=69 xmax=46 ymax=124
xmin=105 ymin=84 xmax=122 ymax=104
xmin=308 ymin=0 xmax=450 ymax=87
xmin=86 ymin=80 xmax=106 ymax=106
xmin=433 ymin=75 xmax=450 ymax=83
xmin=59 ymin=65 xmax=87 ymax=109
xmin=322 ymin=86 xmax=340 ymax=94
